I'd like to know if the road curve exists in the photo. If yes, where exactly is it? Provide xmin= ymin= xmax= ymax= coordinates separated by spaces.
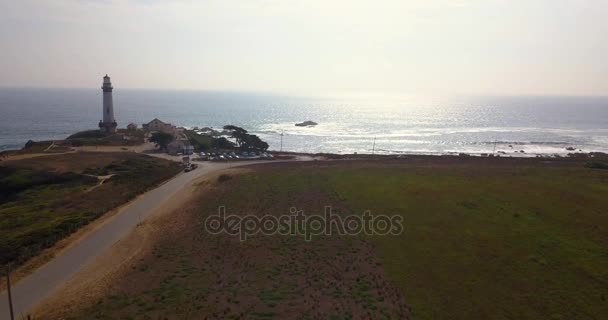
xmin=0 ymin=160 xmax=283 ymax=319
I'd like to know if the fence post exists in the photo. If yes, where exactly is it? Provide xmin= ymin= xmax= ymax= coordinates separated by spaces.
xmin=6 ymin=264 xmax=15 ymax=320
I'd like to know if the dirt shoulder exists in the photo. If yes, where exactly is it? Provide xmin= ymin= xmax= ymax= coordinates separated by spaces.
xmin=0 ymin=152 xmax=181 ymax=291
xmin=32 ymin=168 xmax=248 ymax=319
xmin=37 ymin=164 xmax=411 ymax=319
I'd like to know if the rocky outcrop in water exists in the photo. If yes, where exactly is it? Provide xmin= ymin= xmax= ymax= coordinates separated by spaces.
xmin=295 ymin=121 xmax=318 ymax=127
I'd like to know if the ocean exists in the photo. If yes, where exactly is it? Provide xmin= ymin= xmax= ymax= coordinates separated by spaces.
xmin=1 ymin=88 xmax=607 ymax=156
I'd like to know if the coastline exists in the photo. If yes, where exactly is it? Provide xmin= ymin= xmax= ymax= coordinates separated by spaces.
xmin=2 ymin=89 xmax=608 ymax=156
xmin=2 ymin=138 xmax=607 ymax=162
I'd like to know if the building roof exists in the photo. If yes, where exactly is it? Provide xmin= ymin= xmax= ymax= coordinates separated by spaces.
xmin=145 ymin=118 xmax=168 ymax=125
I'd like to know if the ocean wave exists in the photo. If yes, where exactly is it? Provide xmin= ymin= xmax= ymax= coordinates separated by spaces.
xmin=476 ymin=141 xmax=572 ymax=146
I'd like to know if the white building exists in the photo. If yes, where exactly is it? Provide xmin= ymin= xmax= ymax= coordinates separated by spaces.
xmin=98 ymin=75 xmax=117 ymax=133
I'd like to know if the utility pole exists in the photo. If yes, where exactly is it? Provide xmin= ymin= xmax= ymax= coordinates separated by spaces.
xmin=372 ymin=137 xmax=376 ymax=155
xmin=6 ymin=264 xmax=15 ymax=320
xmin=280 ymin=130 xmax=284 ymax=152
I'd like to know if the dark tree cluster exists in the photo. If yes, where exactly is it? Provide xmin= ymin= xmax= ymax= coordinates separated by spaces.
xmin=148 ymin=132 xmax=174 ymax=151
xmin=223 ymin=125 xmax=269 ymax=151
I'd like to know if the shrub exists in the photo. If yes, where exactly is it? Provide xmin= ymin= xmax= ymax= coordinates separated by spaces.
xmin=585 ymin=161 xmax=608 ymax=170
xmin=218 ymin=174 xmax=232 ymax=182
xmin=68 ymin=130 xmax=110 ymax=139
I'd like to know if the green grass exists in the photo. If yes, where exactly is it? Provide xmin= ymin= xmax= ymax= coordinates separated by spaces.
xmin=67 ymin=130 xmax=111 ymax=140
xmin=0 ymin=153 xmax=181 ymax=267
xmin=211 ymin=160 xmax=608 ymax=319
xmin=323 ymin=165 xmax=608 ymax=319
xmin=67 ymin=129 xmax=145 ymax=146
xmin=585 ymin=161 xmax=608 ymax=170
xmin=58 ymin=158 xmax=608 ymax=319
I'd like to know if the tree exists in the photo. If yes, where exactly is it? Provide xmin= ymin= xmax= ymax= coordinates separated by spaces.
xmin=212 ymin=137 xmax=236 ymax=149
xmin=242 ymin=134 xmax=269 ymax=151
xmin=223 ymin=125 xmax=248 ymax=148
xmin=149 ymin=132 xmax=173 ymax=151
xmin=222 ymin=125 xmax=269 ymax=151
xmin=184 ymin=130 xmax=213 ymax=151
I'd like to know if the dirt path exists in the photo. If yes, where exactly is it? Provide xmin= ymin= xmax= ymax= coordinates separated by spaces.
xmin=74 ymin=142 xmax=155 ymax=153
xmin=42 ymin=142 xmax=55 ymax=152
xmin=83 ymin=174 xmax=115 ymax=192
xmin=0 ymin=150 xmax=76 ymax=161
xmin=0 ymin=160 xmax=285 ymax=320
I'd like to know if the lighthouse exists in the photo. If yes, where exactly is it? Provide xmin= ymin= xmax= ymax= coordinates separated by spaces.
xmin=99 ymin=74 xmax=117 ymax=133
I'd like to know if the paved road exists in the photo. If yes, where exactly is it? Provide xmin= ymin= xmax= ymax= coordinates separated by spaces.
xmin=0 ymin=160 xmax=279 ymax=319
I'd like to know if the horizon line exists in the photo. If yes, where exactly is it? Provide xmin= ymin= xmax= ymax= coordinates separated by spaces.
xmin=1 ymin=85 xmax=607 ymax=99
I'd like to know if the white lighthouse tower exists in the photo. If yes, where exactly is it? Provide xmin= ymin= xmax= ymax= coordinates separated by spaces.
xmin=99 ymin=74 xmax=117 ymax=133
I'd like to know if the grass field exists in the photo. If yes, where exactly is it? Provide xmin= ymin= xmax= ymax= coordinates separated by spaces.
xmin=66 ymin=129 xmax=145 ymax=146
xmin=57 ymin=157 xmax=608 ymax=319
xmin=0 ymin=152 xmax=181 ymax=268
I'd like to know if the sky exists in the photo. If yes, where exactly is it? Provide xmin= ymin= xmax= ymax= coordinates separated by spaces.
xmin=1 ymin=0 xmax=607 ymax=96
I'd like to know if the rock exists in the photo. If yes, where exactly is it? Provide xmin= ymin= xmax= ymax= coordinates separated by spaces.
xmin=295 ymin=121 xmax=318 ymax=127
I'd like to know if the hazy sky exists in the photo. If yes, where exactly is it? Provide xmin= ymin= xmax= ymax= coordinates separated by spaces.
xmin=1 ymin=0 xmax=607 ymax=95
